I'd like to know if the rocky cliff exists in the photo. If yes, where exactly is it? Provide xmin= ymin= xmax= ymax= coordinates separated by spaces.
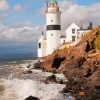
xmin=41 ymin=26 xmax=100 ymax=99
xmin=42 ymin=26 xmax=100 ymax=82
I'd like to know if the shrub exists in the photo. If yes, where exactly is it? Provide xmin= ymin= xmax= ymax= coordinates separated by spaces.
xmin=95 ymin=35 xmax=100 ymax=52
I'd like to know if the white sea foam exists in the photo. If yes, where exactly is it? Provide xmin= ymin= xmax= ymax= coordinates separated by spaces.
xmin=0 ymin=60 xmax=73 ymax=100
xmin=0 ymin=78 xmax=74 ymax=100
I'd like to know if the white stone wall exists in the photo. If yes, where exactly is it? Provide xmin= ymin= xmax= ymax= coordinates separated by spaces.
xmin=46 ymin=9 xmax=61 ymax=55
xmin=46 ymin=30 xmax=60 ymax=55
xmin=46 ymin=13 xmax=61 ymax=25
xmin=38 ymin=36 xmax=46 ymax=57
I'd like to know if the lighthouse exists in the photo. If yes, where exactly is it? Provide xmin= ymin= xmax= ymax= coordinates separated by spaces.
xmin=38 ymin=0 xmax=61 ymax=57
xmin=46 ymin=0 xmax=61 ymax=55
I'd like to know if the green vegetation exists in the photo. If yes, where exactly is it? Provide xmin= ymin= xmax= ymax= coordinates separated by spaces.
xmin=95 ymin=35 xmax=100 ymax=52
xmin=80 ymin=26 xmax=100 ymax=53
xmin=95 ymin=28 xmax=100 ymax=52
xmin=80 ymin=26 xmax=100 ymax=43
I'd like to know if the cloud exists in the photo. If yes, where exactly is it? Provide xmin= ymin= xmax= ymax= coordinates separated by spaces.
xmin=58 ymin=0 xmax=100 ymax=30
xmin=0 ymin=0 xmax=9 ymax=10
xmin=14 ymin=4 xmax=25 ymax=12
xmin=0 ymin=0 xmax=100 ymax=46
xmin=0 ymin=23 xmax=43 ymax=46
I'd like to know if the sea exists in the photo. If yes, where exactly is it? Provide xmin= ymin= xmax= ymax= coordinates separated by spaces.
xmin=0 ymin=54 xmax=74 ymax=100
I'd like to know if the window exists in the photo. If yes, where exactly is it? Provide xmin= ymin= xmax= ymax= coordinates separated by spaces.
xmin=39 ymin=43 xmax=41 ymax=48
xmin=63 ymin=40 xmax=65 ymax=44
xmin=51 ymin=20 xmax=53 ymax=22
xmin=72 ymin=36 xmax=75 ymax=42
xmin=72 ymin=29 xmax=75 ymax=34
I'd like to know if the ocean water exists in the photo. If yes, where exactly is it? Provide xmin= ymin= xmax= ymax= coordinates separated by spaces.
xmin=0 ymin=55 xmax=74 ymax=100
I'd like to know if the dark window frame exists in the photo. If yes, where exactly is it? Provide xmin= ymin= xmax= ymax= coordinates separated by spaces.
xmin=72 ymin=28 xmax=75 ymax=34
xmin=51 ymin=34 xmax=53 ymax=36
xmin=72 ymin=36 xmax=75 ymax=42
xmin=63 ymin=40 xmax=65 ymax=43
xmin=51 ymin=20 xmax=53 ymax=22
xmin=47 ymin=25 xmax=61 ymax=31
xmin=39 ymin=42 xmax=41 ymax=48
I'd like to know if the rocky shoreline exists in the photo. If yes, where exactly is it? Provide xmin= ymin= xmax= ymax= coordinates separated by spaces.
xmin=0 ymin=60 xmax=70 ymax=100
xmin=38 ymin=26 xmax=100 ymax=99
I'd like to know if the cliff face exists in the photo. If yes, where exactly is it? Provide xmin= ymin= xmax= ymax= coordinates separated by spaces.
xmin=40 ymin=26 xmax=100 ymax=99
xmin=42 ymin=26 xmax=100 ymax=84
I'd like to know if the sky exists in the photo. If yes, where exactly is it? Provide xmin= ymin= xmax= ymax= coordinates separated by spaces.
xmin=0 ymin=0 xmax=100 ymax=56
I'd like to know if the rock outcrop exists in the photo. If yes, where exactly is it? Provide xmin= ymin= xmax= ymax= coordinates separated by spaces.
xmin=45 ymin=75 xmax=57 ymax=83
xmin=41 ymin=26 xmax=100 ymax=99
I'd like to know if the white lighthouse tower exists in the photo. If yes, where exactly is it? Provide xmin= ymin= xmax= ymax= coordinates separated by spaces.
xmin=46 ymin=0 xmax=61 ymax=55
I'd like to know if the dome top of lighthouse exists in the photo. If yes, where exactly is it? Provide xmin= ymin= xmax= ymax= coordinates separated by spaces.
xmin=51 ymin=0 xmax=57 ymax=3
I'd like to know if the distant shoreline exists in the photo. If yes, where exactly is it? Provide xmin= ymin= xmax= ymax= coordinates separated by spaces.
xmin=0 ymin=53 xmax=37 ymax=62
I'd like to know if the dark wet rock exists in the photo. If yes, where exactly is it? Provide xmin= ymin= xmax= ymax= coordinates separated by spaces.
xmin=34 ymin=60 xmax=42 ymax=69
xmin=89 ymin=70 xmax=100 ymax=81
xmin=0 ymin=85 xmax=4 ymax=92
xmin=52 ymin=68 xmax=57 ymax=74
xmin=25 ymin=96 xmax=40 ymax=100
xmin=26 ymin=70 xmax=33 ymax=74
xmin=45 ymin=75 xmax=57 ymax=83
xmin=22 ymin=72 xmax=27 ymax=74
xmin=27 ymin=64 xmax=31 ymax=68
xmin=58 ymin=79 xmax=64 ymax=84
xmin=60 ymin=87 xmax=70 ymax=93
xmin=74 ymin=57 xmax=86 ymax=68
xmin=83 ymin=68 xmax=92 ymax=77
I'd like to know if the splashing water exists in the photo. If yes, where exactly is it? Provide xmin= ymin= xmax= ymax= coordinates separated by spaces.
xmin=0 ymin=60 xmax=74 ymax=100
xmin=0 ymin=78 xmax=74 ymax=100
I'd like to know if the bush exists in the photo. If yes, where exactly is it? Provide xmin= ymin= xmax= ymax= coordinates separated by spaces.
xmin=95 ymin=35 xmax=100 ymax=52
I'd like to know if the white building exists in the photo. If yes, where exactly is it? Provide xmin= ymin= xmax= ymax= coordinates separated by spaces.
xmin=66 ymin=23 xmax=92 ymax=43
xmin=66 ymin=23 xmax=80 ymax=43
xmin=38 ymin=32 xmax=46 ymax=57
xmin=37 ymin=0 xmax=92 ymax=57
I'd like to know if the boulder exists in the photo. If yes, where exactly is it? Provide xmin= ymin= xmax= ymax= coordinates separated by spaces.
xmin=67 ymin=42 xmax=88 ymax=59
xmin=81 ymin=60 xmax=92 ymax=69
xmin=27 ymin=64 xmax=31 ymax=68
xmin=34 ymin=60 xmax=42 ymax=69
xmin=83 ymin=68 xmax=92 ymax=77
xmin=89 ymin=70 xmax=100 ymax=81
xmin=26 ymin=70 xmax=33 ymax=74
xmin=45 ymin=75 xmax=57 ymax=83
xmin=25 ymin=96 xmax=40 ymax=100
xmin=0 ymin=85 xmax=4 ymax=92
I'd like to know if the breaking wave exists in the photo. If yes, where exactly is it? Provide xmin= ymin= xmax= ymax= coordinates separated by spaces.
xmin=0 ymin=60 xmax=74 ymax=100
xmin=0 ymin=78 xmax=73 ymax=100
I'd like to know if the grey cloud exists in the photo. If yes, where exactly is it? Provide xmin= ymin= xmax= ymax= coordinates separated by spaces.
xmin=0 ymin=23 xmax=43 ymax=45
xmin=59 ymin=0 xmax=100 ymax=30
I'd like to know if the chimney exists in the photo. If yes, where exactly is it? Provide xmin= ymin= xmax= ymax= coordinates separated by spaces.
xmin=88 ymin=22 xmax=93 ymax=30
